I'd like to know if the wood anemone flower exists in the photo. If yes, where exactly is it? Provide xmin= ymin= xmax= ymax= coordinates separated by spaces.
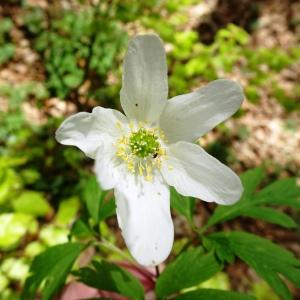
xmin=55 ymin=34 xmax=244 ymax=267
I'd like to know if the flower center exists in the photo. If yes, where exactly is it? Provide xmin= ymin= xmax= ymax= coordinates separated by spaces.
xmin=129 ymin=128 xmax=160 ymax=158
xmin=115 ymin=123 xmax=166 ymax=181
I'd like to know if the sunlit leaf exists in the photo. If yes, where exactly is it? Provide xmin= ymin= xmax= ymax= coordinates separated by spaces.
xmin=12 ymin=191 xmax=52 ymax=217
xmin=173 ymin=289 xmax=256 ymax=300
xmin=55 ymin=197 xmax=80 ymax=225
xmin=22 ymin=242 xmax=86 ymax=300
xmin=0 ymin=213 xmax=37 ymax=251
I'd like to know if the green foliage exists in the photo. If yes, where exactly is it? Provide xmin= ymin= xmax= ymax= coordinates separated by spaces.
xmin=202 ymin=168 xmax=300 ymax=231
xmin=170 ymin=187 xmax=195 ymax=225
xmin=23 ymin=5 xmax=127 ymax=100
xmin=0 ymin=18 xmax=15 ymax=65
xmin=98 ymin=195 xmax=116 ymax=222
xmin=83 ymin=176 xmax=104 ymax=223
xmin=54 ymin=196 xmax=80 ymax=225
xmin=0 ymin=165 xmax=22 ymax=205
xmin=22 ymin=242 xmax=86 ymax=300
xmin=1 ymin=257 xmax=29 ymax=282
xmin=143 ymin=3 xmax=300 ymax=110
xmin=12 ymin=191 xmax=52 ymax=217
xmin=70 ymin=218 xmax=94 ymax=239
xmin=173 ymin=289 xmax=256 ymax=300
xmin=251 ymin=281 xmax=280 ymax=300
xmin=81 ymin=176 xmax=116 ymax=233
xmin=156 ymin=248 xmax=222 ymax=298
xmin=0 ymin=82 xmax=48 ymax=142
xmin=74 ymin=260 xmax=145 ymax=300
xmin=0 ymin=213 xmax=37 ymax=251
xmin=205 ymin=231 xmax=300 ymax=300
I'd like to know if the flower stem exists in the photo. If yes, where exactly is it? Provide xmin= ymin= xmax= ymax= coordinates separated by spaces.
xmin=155 ymin=265 xmax=160 ymax=278
xmin=97 ymin=238 xmax=135 ymax=262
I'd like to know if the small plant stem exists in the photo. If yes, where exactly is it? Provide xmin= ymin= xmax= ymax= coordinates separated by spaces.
xmin=155 ymin=265 xmax=160 ymax=278
xmin=97 ymin=238 xmax=135 ymax=262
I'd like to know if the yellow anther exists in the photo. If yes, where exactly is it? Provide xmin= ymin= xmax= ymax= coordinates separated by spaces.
xmin=129 ymin=121 xmax=135 ymax=131
xmin=145 ymin=174 xmax=153 ymax=181
xmin=115 ymin=124 xmax=167 ymax=181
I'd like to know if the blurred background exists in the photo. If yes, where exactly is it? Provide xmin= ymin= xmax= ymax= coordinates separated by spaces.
xmin=0 ymin=0 xmax=299 ymax=299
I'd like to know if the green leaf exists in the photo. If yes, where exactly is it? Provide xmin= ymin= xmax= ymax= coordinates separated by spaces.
xmin=241 ymin=207 xmax=297 ymax=228
xmin=203 ymin=169 xmax=300 ymax=231
xmin=83 ymin=176 xmax=104 ymax=223
xmin=156 ymin=249 xmax=222 ymax=298
xmin=255 ymin=178 xmax=300 ymax=208
xmin=0 ymin=213 xmax=37 ymax=251
xmin=173 ymin=289 xmax=256 ymax=300
xmin=70 ymin=218 xmax=94 ymax=238
xmin=74 ymin=260 xmax=144 ymax=300
xmin=203 ymin=168 xmax=265 ymax=229
xmin=12 ymin=191 xmax=52 ymax=217
xmin=170 ymin=187 xmax=195 ymax=224
xmin=0 ymin=18 xmax=13 ymax=33
xmin=207 ymin=231 xmax=300 ymax=300
xmin=240 ymin=167 xmax=265 ymax=199
xmin=54 ymin=197 xmax=80 ymax=225
xmin=63 ymin=72 xmax=83 ymax=88
xmin=39 ymin=224 xmax=69 ymax=246
xmin=202 ymin=236 xmax=234 ymax=264
xmin=0 ymin=168 xmax=22 ymax=205
xmin=22 ymin=242 xmax=86 ymax=300
xmin=98 ymin=197 xmax=116 ymax=222
xmin=0 ymin=44 xmax=15 ymax=65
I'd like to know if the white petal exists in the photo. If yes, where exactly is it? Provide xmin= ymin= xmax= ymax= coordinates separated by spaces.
xmin=94 ymin=138 xmax=124 ymax=190
xmin=55 ymin=107 xmax=128 ymax=158
xmin=115 ymin=173 xmax=174 ymax=266
xmin=120 ymin=34 xmax=168 ymax=123
xmin=160 ymin=79 xmax=244 ymax=143
xmin=161 ymin=141 xmax=243 ymax=204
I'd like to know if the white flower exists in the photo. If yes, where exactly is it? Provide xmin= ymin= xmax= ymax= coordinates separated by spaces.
xmin=55 ymin=34 xmax=244 ymax=267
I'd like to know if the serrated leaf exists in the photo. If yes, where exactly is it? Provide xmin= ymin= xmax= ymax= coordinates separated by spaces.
xmin=173 ymin=289 xmax=256 ymax=300
xmin=203 ymin=169 xmax=300 ymax=231
xmin=74 ymin=260 xmax=144 ymax=300
xmin=255 ymin=178 xmax=300 ymax=208
xmin=241 ymin=167 xmax=265 ymax=199
xmin=207 ymin=231 xmax=300 ymax=300
xmin=155 ymin=249 xmax=222 ymax=298
xmin=22 ymin=242 xmax=86 ymax=300
xmin=251 ymin=263 xmax=292 ymax=300
xmin=241 ymin=207 xmax=297 ymax=228
xmin=170 ymin=187 xmax=195 ymax=224
xmin=83 ymin=176 xmax=104 ymax=223
xmin=203 ymin=236 xmax=234 ymax=264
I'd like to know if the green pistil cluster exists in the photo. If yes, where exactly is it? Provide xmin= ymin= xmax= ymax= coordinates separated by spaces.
xmin=129 ymin=128 xmax=160 ymax=158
